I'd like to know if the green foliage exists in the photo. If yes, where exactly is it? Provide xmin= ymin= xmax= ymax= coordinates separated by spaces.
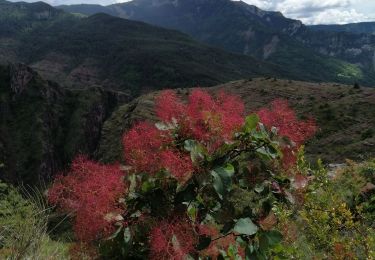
xmin=211 ymin=163 xmax=235 ymax=199
xmin=97 ymin=113 xmax=303 ymax=259
xmin=233 ymin=218 xmax=258 ymax=236
xmin=0 ymin=181 xmax=69 ymax=259
xmin=273 ymin=158 xmax=375 ymax=259
xmin=362 ymin=129 xmax=374 ymax=140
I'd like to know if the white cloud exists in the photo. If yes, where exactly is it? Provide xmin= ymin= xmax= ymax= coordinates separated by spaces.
xmin=276 ymin=0 xmax=352 ymax=15
xmin=7 ymin=0 xmax=375 ymax=24
xmin=242 ymin=0 xmax=374 ymax=24
xmin=300 ymin=8 xmax=372 ymax=25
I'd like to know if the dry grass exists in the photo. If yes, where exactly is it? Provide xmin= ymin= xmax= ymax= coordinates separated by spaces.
xmin=98 ymin=78 xmax=375 ymax=164
xmin=0 ymin=184 xmax=69 ymax=260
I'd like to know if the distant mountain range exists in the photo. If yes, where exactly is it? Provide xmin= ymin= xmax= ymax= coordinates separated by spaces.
xmin=309 ymin=22 xmax=375 ymax=35
xmin=0 ymin=0 xmax=374 ymax=90
xmin=58 ymin=0 xmax=375 ymax=87
xmin=0 ymin=0 xmax=298 ymax=96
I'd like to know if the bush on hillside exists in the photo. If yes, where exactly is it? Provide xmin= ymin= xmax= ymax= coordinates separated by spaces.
xmin=275 ymin=158 xmax=375 ymax=259
xmin=47 ymin=89 xmax=320 ymax=259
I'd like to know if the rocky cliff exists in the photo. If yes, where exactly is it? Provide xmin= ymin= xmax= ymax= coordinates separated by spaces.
xmin=0 ymin=64 xmax=127 ymax=185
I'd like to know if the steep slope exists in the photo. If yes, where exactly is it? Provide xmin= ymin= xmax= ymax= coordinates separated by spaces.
xmin=295 ymin=28 xmax=375 ymax=74
xmin=56 ymin=4 xmax=114 ymax=16
xmin=0 ymin=0 xmax=69 ymax=62
xmin=0 ymin=0 xmax=290 ymax=96
xmin=59 ymin=0 xmax=375 ymax=87
xmin=98 ymin=78 xmax=375 ymax=164
xmin=310 ymin=22 xmax=375 ymax=35
xmin=59 ymin=0 xmax=303 ymax=51
xmin=0 ymin=63 xmax=127 ymax=185
xmin=0 ymin=0 xmax=63 ymax=29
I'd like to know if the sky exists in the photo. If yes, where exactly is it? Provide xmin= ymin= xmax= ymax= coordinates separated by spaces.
xmin=8 ymin=0 xmax=375 ymax=25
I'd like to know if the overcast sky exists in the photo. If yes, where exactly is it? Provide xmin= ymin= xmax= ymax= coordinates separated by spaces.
xmin=8 ymin=0 xmax=375 ymax=25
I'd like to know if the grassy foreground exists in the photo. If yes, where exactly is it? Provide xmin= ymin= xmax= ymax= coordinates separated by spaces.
xmin=0 ymin=181 xmax=70 ymax=259
xmin=0 ymin=159 xmax=374 ymax=258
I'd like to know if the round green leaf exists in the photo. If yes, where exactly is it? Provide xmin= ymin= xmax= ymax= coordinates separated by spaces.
xmin=244 ymin=114 xmax=259 ymax=132
xmin=233 ymin=218 xmax=259 ymax=236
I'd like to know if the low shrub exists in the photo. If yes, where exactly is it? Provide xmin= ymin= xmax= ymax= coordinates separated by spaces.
xmin=48 ymin=89 xmax=319 ymax=259
xmin=0 ymin=181 xmax=69 ymax=259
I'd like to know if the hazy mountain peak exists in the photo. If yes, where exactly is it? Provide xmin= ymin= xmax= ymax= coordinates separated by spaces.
xmin=0 ymin=0 xmax=63 ymax=20
xmin=127 ymin=0 xmax=179 ymax=7
xmin=151 ymin=0 xmax=179 ymax=7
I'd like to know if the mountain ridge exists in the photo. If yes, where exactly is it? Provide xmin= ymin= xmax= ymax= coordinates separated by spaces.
xmin=57 ymin=0 xmax=375 ymax=87
xmin=0 ymin=0 xmax=297 ymax=96
xmin=309 ymin=22 xmax=375 ymax=35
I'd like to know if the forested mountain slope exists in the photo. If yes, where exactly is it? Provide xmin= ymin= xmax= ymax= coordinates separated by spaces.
xmin=59 ymin=0 xmax=375 ymax=87
xmin=0 ymin=0 xmax=291 ymax=96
